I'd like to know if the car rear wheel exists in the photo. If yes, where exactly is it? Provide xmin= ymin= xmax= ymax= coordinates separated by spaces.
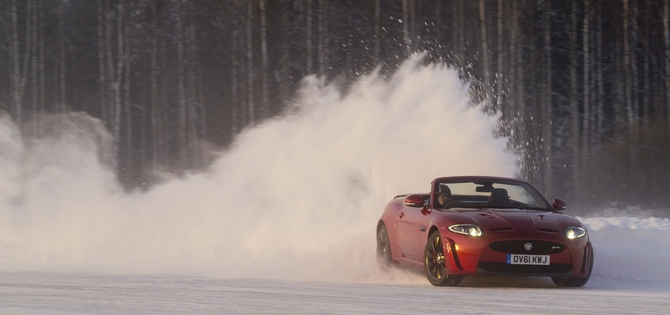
xmin=552 ymin=245 xmax=594 ymax=287
xmin=376 ymin=224 xmax=393 ymax=269
xmin=424 ymin=231 xmax=463 ymax=286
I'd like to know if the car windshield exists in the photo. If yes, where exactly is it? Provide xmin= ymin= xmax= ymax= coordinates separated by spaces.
xmin=434 ymin=180 xmax=551 ymax=210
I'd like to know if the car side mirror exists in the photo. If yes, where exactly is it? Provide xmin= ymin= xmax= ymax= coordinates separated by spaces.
xmin=552 ymin=198 xmax=567 ymax=211
xmin=404 ymin=194 xmax=424 ymax=207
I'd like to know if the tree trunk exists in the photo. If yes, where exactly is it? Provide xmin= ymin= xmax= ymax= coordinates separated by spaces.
xmin=582 ymin=0 xmax=590 ymax=161
xmin=259 ymin=0 xmax=269 ymax=117
xmin=101 ymin=0 xmax=126 ymax=167
xmin=158 ymin=8 xmax=168 ymax=167
xmin=516 ymin=1 xmax=524 ymax=138
xmin=124 ymin=0 xmax=132 ymax=179
xmin=665 ymin=0 xmax=670 ymax=123
xmin=186 ymin=0 xmax=203 ymax=168
xmin=37 ymin=0 xmax=45 ymax=133
xmin=631 ymin=0 xmax=639 ymax=122
xmin=230 ymin=4 xmax=240 ymax=138
xmin=30 ymin=0 xmax=39 ymax=133
xmin=458 ymin=0 xmax=465 ymax=58
xmin=642 ymin=0 xmax=650 ymax=118
xmin=150 ymin=0 xmax=162 ymax=168
xmin=543 ymin=0 xmax=552 ymax=193
xmin=434 ymin=1 xmax=441 ymax=44
xmin=629 ymin=0 xmax=639 ymax=182
xmin=10 ymin=0 xmax=33 ymax=126
xmin=453 ymin=0 xmax=460 ymax=56
xmin=346 ymin=0 xmax=354 ymax=78
xmin=409 ymin=0 xmax=415 ymax=46
xmin=570 ymin=0 xmax=580 ymax=203
xmin=246 ymin=0 xmax=254 ymax=125
xmin=174 ymin=0 xmax=187 ymax=167
xmin=623 ymin=0 xmax=633 ymax=125
xmin=596 ymin=2 xmax=604 ymax=137
xmin=515 ymin=1 xmax=526 ymax=180
xmin=231 ymin=0 xmax=240 ymax=135
xmin=280 ymin=0 xmax=290 ymax=109
xmin=306 ymin=0 xmax=313 ymax=74
xmin=496 ymin=0 xmax=503 ymax=110
xmin=507 ymin=1 xmax=520 ymax=118
xmin=374 ymin=0 xmax=380 ymax=62
xmin=58 ymin=0 xmax=67 ymax=113
xmin=97 ymin=0 xmax=107 ymax=123
xmin=479 ymin=0 xmax=490 ymax=88
xmin=402 ymin=0 xmax=409 ymax=55
xmin=318 ymin=0 xmax=327 ymax=75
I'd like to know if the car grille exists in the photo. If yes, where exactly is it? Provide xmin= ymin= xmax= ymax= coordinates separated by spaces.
xmin=477 ymin=262 xmax=573 ymax=276
xmin=489 ymin=240 xmax=565 ymax=255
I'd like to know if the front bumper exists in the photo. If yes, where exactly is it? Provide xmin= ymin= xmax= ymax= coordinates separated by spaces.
xmin=443 ymin=234 xmax=591 ymax=278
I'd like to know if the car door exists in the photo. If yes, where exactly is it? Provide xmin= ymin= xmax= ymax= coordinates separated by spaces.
xmin=395 ymin=206 xmax=424 ymax=259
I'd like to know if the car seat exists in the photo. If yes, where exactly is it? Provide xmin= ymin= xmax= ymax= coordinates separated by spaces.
xmin=485 ymin=188 xmax=510 ymax=207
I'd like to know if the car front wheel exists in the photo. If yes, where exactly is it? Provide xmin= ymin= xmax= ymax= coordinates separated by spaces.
xmin=424 ymin=231 xmax=463 ymax=286
xmin=552 ymin=245 xmax=594 ymax=287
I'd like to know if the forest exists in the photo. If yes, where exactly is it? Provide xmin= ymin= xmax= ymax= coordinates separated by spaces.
xmin=1 ymin=0 xmax=669 ymax=213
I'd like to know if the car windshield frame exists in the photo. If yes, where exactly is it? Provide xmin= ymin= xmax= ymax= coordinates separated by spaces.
xmin=432 ymin=178 xmax=552 ymax=210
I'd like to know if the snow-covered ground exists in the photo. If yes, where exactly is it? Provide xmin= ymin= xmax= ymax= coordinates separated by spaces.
xmin=581 ymin=216 xmax=670 ymax=288
xmin=2 ymin=275 xmax=669 ymax=315
xmin=2 ymin=216 xmax=669 ymax=314
xmin=1 ymin=57 xmax=669 ymax=313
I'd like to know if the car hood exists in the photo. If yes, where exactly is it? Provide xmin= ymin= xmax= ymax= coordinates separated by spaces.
xmin=438 ymin=208 xmax=580 ymax=233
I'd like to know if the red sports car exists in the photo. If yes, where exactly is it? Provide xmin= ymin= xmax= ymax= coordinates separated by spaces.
xmin=376 ymin=176 xmax=593 ymax=287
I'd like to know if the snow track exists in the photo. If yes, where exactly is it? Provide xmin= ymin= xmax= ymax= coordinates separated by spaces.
xmin=1 ymin=271 xmax=669 ymax=314
xmin=2 ymin=218 xmax=670 ymax=314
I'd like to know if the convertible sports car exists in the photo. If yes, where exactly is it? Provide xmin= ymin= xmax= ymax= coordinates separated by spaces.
xmin=376 ymin=176 xmax=593 ymax=287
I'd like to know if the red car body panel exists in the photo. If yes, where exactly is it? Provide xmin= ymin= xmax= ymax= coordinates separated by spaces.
xmin=378 ymin=176 xmax=592 ymax=278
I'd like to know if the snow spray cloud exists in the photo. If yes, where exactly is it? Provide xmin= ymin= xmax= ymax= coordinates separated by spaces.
xmin=0 ymin=56 xmax=516 ymax=281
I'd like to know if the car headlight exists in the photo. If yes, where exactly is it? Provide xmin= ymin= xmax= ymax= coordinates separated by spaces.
xmin=448 ymin=224 xmax=483 ymax=237
xmin=565 ymin=226 xmax=586 ymax=240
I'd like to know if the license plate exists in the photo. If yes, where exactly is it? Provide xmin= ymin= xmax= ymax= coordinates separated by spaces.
xmin=507 ymin=254 xmax=550 ymax=265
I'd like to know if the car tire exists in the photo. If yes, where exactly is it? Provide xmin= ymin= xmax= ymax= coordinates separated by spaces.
xmin=376 ymin=224 xmax=393 ymax=269
xmin=424 ymin=231 xmax=463 ymax=286
xmin=552 ymin=245 xmax=594 ymax=287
